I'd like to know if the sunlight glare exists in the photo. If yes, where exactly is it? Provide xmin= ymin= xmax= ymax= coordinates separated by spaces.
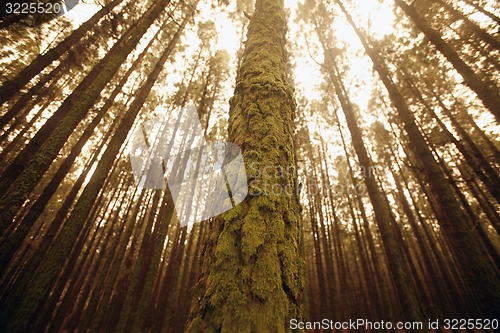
xmin=286 ymin=0 xmax=396 ymax=122
xmin=215 ymin=13 xmax=240 ymax=56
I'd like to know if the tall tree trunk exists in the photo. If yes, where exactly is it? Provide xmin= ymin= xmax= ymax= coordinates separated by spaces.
xmin=81 ymin=189 xmax=144 ymax=331
xmin=0 ymin=0 xmax=172 ymax=235
xmin=0 ymin=60 xmax=68 ymax=130
xmin=461 ymin=0 xmax=500 ymax=25
xmin=403 ymin=71 xmax=500 ymax=202
xmin=321 ymin=43 xmax=425 ymax=323
xmin=333 ymin=127 xmax=389 ymax=320
xmin=0 ymin=7 xmax=193 ymax=331
xmin=0 ymin=26 xmax=160 ymax=275
xmin=435 ymin=0 xmax=500 ymax=50
xmin=186 ymin=0 xmax=304 ymax=331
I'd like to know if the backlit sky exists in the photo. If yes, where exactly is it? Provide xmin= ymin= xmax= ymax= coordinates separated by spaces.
xmin=12 ymin=0 xmax=498 ymax=223
xmin=60 ymin=0 xmax=407 ymax=172
xmin=63 ymin=0 xmax=497 ymax=143
xmin=65 ymin=0 xmax=395 ymax=110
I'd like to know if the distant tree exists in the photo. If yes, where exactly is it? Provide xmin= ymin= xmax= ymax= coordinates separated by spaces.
xmin=394 ymin=0 xmax=500 ymax=122
xmin=0 ymin=2 xmax=197 ymax=331
xmin=335 ymin=0 xmax=500 ymax=318
xmin=0 ymin=0 xmax=125 ymax=104
xmin=0 ymin=0 xmax=173 ymax=237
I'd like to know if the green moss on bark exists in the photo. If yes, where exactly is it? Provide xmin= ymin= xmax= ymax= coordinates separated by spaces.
xmin=186 ymin=0 xmax=304 ymax=332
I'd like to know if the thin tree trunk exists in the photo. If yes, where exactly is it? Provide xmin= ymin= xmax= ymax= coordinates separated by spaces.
xmin=0 ymin=0 xmax=125 ymax=105
xmin=322 ymin=45 xmax=425 ymax=323
xmin=336 ymin=0 xmax=500 ymax=318
xmin=0 ymin=7 xmax=192 ymax=331
xmin=395 ymin=0 xmax=500 ymax=122
xmin=0 ymin=0 xmax=172 ymax=236
xmin=435 ymin=0 xmax=500 ymax=50
xmin=460 ymin=0 xmax=500 ymax=25
xmin=0 ymin=30 xmax=155 ymax=274
xmin=0 ymin=60 xmax=68 ymax=130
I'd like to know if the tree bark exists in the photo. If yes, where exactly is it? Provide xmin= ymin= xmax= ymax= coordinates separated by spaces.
xmin=0 ymin=6 xmax=192 ymax=331
xmin=0 ymin=0 xmax=172 ymax=235
xmin=0 ymin=0 xmax=125 ymax=105
xmin=186 ymin=0 xmax=304 ymax=331
xmin=321 ymin=41 xmax=425 ymax=323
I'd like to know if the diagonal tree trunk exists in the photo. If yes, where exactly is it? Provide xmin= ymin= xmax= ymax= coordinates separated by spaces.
xmin=461 ymin=0 xmax=500 ymax=25
xmin=0 ymin=0 xmax=125 ymax=105
xmin=0 ymin=23 xmax=163 ymax=277
xmin=394 ymin=0 xmax=500 ymax=122
xmin=0 ymin=6 xmax=194 ymax=331
xmin=434 ymin=0 xmax=500 ymax=50
xmin=320 ymin=40 xmax=426 ymax=323
xmin=0 ymin=0 xmax=172 ymax=235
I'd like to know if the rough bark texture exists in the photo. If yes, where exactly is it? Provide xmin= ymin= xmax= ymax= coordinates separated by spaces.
xmin=186 ymin=0 xmax=305 ymax=331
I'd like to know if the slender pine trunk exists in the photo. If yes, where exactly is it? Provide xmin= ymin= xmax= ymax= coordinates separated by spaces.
xmin=0 ymin=0 xmax=125 ymax=105
xmin=336 ymin=0 xmax=500 ymax=318
xmin=0 ymin=0 xmax=172 ymax=235
xmin=394 ymin=0 xmax=500 ymax=122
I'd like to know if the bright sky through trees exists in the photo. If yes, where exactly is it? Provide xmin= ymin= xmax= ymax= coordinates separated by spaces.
xmin=65 ymin=0 xmax=397 ymax=118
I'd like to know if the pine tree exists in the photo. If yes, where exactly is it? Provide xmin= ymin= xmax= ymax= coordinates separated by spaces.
xmin=0 ymin=0 xmax=125 ymax=105
xmin=0 ymin=3 xmax=196 ymax=331
xmin=322 ymin=45 xmax=425 ymax=323
xmin=394 ymin=0 xmax=500 ymax=122
xmin=0 ymin=0 xmax=173 ymax=235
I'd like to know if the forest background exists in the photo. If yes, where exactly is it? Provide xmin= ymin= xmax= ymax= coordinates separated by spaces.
xmin=0 ymin=0 xmax=498 ymax=331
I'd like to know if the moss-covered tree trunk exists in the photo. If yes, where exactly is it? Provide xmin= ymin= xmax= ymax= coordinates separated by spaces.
xmin=186 ymin=0 xmax=304 ymax=331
